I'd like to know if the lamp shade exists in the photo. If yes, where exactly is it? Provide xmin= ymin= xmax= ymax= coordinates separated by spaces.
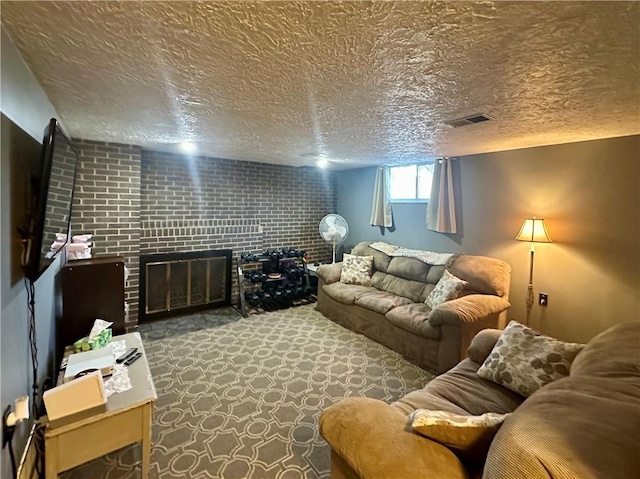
xmin=515 ymin=217 xmax=552 ymax=243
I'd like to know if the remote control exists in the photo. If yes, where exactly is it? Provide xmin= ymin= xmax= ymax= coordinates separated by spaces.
xmin=116 ymin=347 xmax=138 ymax=364
xmin=124 ymin=352 xmax=143 ymax=366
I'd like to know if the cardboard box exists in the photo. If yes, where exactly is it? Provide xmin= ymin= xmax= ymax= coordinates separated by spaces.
xmin=43 ymin=371 xmax=107 ymax=428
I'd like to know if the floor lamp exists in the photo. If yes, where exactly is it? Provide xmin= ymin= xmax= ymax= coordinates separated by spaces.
xmin=515 ymin=217 xmax=552 ymax=324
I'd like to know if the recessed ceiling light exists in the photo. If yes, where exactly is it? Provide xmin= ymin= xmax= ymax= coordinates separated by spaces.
xmin=180 ymin=142 xmax=196 ymax=153
xmin=316 ymin=158 xmax=329 ymax=168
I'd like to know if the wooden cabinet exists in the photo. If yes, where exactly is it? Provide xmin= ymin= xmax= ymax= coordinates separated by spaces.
xmin=59 ymin=256 xmax=126 ymax=363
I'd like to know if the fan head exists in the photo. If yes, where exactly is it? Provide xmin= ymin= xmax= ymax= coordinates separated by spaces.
xmin=319 ymin=214 xmax=349 ymax=244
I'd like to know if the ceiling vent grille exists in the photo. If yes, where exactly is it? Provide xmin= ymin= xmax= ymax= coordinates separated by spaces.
xmin=445 ymin=114 xmax=494 ymax=128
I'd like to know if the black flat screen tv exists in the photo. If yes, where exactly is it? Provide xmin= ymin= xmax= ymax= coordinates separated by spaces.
xmin=22 ymin=118 xmax=79 ymax=282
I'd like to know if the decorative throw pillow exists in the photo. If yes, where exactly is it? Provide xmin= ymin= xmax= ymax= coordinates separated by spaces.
xmin=425 ymin=270 xmax=468 ymax=309
xmin=410 ymin=409 xmax=509 ymax=452
xmin=477 ymin=321 xmax=584 ymax=397
xmin=339 ymin=254 xmax=374 ymax=286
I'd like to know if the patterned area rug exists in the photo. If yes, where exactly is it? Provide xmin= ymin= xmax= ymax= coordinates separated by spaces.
xmin=61 ymin=305 xmax=434 ymax=478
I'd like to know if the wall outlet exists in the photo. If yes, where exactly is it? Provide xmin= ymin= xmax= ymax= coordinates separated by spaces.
xmin=539 ymin=293 xmax=549 ymax=307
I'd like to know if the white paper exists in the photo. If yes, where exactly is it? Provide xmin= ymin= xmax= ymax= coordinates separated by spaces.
xmin=103 ymin=364 xmax=132 ymax=397
xmin=64 ymin=345 xmax=114 ymax=379
xmin=103 ymin=339 xmax=132 ymax=396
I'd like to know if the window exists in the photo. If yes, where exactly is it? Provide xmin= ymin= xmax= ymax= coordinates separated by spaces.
xmin=389 ymin=163 xmax=434 ymax=202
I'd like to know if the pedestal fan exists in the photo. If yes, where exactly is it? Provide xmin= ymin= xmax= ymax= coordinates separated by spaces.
xmin=319 ymin=214 xmax=349 ymax=263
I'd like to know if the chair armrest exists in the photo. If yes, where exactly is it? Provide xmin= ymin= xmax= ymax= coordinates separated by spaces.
xmin=428 ymin=295 xmax=510 ymax=327
xmin=317 ymin=262 xmax=342 ymax=285
xmin=319 ymin=397 xmax=468 ymax=479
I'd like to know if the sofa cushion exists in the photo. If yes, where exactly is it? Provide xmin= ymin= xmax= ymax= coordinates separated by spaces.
xmin=385 ymin=304 xmax=440 ymax=339
xmin=354 ymin=291 xmax=413 ymax=315
xmin=351 ymin=241 xmax=391 ymax=273
xmin=322 ymin=283 xmax=373 ymax=305
xmin=426 ymin=264 xmax=447 ymax=285
xmin=571 ymin=321 xmax=640 ymax=378
xmin=387 ymin=256 xmax=431 ymax=283
xmin=410 ymin=409 xmax=509 ymax=455
xmin=320 ymin=397 xmax=469 ymax=479
xmin=392 ymin=359 xmax=525 ymax=417
xmin=484 ymin=375 xmax=640 ymax=479
xmin=448 ymin=254 xmax=510 ymax=297
xmin=426 ymin=270 xmax=468 ymax=309
xmin=371 ymin=271 xmax=429 ymax=303
xmin=477 ymin=321 xmax=584 ymax=397
xmin=340 ymin=253 xmax=373 ymax=286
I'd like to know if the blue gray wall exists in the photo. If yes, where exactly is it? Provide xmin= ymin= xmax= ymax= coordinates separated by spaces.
xmin=1 ymin=26 xmax=62 ymax=477
xmin=336 ymin=135 xmax=640 ymax=344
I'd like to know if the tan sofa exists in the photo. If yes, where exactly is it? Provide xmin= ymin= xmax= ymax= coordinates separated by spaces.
xmin=316 ymin=242 xmax=511 ymax=373
xmin=319 ymin=321 xmax=640 ymax=479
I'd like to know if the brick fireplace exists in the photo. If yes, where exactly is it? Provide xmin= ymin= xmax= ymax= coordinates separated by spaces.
xmin=71 ymin=143 xmax=337 ymax=328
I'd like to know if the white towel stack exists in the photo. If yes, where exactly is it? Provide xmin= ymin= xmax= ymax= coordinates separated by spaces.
xmin=66 ymin=234 xmax=93 ymax=260
xmin=48 ymin=233 xmax=94 ymax=260
xmin=46 ymin=233 xmax=69 ymax=258
xmin=69 ymin=234 xmax=92 ymax=260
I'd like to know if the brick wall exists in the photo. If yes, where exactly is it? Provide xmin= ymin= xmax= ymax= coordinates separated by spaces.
xmin=140 ymin=150 xmax=337 ymax=304
xmin=71 ymin=143 xmax=337 ymax=328
xmin=71 ymin=140 xmax=141 ymax=327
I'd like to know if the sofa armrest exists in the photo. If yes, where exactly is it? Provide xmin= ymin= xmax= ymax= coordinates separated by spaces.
xmin=320 ymin=397 xmax=468 ymax=479
xmin=428 ymin=295 xmax=510 ymax=327
xmin=317 ymin=262 xmax=343 ymax=285
xmin=467 ymin=328 xmax=502 ymax=364
xmin=430 ymin=296 xmax=509 ymax=373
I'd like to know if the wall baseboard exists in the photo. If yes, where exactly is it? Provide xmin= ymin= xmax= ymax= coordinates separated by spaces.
xmin=17 ymin=423 xmax=38 ymax=479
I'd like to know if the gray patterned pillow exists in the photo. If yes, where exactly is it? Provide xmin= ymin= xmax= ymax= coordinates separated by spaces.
xmin=425 ymin=269 xmax=468 ymax=309
xmin=477 ymin=321 xmax=584 ymax=397
xmin=339 ymin=254 xmax=374 ymax=286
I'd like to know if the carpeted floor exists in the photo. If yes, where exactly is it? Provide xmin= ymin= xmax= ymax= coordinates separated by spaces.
xmin=61 ymin=305 xmax=434 ymax=479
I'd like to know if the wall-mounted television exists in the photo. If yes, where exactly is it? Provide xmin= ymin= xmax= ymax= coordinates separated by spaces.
xmin=22 ymin=118 xmax=79 ymax=282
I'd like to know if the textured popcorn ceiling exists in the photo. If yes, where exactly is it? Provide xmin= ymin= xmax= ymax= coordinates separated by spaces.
xmin=2 ymin=1 xmax=639 ymax=167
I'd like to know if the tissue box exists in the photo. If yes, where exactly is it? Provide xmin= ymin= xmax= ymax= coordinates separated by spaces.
xmin=73 ymin=328 xmax=112 ymax=353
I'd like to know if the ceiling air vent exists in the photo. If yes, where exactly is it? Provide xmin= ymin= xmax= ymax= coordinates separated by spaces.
xmin=445 ymin=113 xmax=494 ymax=128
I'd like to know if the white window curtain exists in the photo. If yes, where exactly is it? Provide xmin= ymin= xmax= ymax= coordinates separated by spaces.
xmin=370 ymin=165 xmax=393 ymax=227
xmin=426 ymin=157 xmax=457 ymax=233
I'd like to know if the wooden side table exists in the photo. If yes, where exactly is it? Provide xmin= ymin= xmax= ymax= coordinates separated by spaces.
xmin=45 ymin=333 xmax=156 ymax=478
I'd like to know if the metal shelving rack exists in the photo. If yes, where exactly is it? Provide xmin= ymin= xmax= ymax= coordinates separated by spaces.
xmin=236 ymin=250 xmax=313 ymax=317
